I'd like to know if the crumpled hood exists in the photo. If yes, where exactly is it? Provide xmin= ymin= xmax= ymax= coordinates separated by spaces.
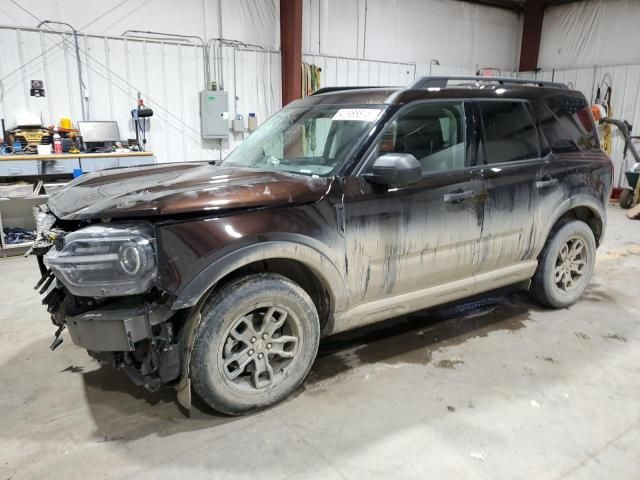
xmin=48 ymin=163 xmax=331 ymax=220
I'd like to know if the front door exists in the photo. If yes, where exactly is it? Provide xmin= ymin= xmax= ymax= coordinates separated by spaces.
xmin=341 ymin=101 xmax=484 ymax=307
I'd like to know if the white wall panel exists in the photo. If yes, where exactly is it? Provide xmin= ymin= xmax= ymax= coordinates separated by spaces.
xmin=415 ymin=63 xmax=477 ymax=78
xmin=539 ymin=0 xmax=640 ymax=70
xmin=303 ymin=54 xmax=416 ymax=87
xmin=304 ymin=0 xmax=522 ymax=71
xmin=0 ymin=0 xmax=280 ymax=48
xmin=0 ymin=26 xmax=281 ymax=163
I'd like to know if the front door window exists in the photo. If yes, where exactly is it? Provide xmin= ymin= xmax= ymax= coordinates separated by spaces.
xmin=372 ymin=102 xmax=467 ymax=174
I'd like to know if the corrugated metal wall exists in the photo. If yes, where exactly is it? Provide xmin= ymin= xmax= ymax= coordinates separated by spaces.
xmin=0 ymin=25 xmax=282 ymax=163
xmin=1 ymin=22 xmax=636 ymax=187
xmin=302 ymin=53 xmax=416 ymax=87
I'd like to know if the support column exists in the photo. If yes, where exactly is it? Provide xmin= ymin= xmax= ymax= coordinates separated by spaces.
xmin=280 ymin=0 xmax=303 ymax=105
xmin=519 ymin=0 xmax=545 ymax=72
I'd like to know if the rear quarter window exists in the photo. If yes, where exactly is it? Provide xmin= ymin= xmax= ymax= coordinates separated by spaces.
xmin=533 ymin=95 xmax=599 ymax=152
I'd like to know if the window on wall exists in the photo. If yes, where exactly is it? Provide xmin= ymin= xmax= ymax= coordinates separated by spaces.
xmin=533 ymin=96 xmax=598 ymax=152
xmin=373 ymin=102 xmax=466 ymax=174
xmin=479 ymin=101 xmax=540 ymax=163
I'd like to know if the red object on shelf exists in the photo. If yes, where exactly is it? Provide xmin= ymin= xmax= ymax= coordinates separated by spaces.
xmin=53 ymin=128 xmax=62 ymax=154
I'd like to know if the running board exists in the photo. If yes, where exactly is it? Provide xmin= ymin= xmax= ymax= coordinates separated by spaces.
xmin=330 ymin=261 xmax=537 ymax=334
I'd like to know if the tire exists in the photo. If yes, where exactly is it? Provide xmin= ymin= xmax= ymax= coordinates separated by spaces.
xmin=190 ymin=273 xmax=320 ymax=415
xmin=619 ymin=188 xmax=635 ymax=209
xmin=530 ymin=220 xmax=596 ymax=309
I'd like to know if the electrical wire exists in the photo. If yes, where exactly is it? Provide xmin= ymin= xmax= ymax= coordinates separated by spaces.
xmin=5 ymin=1 xmax=205 ymax=142
xmin=3 ymin=1 xmax=276 ymax=158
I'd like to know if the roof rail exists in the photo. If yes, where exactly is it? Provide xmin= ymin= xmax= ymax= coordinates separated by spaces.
xmin=410 ymin=76 xmax=568 ymax=90
xmin=310 ymin=86 xmax=398 ymax=96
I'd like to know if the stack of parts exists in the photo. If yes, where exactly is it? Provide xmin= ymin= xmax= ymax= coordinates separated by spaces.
xmin=3 ymin=227 xmax=35 ymax=245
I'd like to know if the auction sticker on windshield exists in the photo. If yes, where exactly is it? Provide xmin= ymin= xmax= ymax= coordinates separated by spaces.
xmin=332 ymin=108 xmax=382 ymax=122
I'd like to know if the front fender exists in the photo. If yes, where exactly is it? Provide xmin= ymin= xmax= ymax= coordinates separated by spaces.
xmin=171 ymin=237 xmax=348 ymax=410
xmin=171 ymin=236 xmax=348 ymax=312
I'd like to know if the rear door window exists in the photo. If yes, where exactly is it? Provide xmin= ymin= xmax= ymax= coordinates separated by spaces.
xmin=479 ymin=101 xmax=541 ymax=163
xmin=533 ymin=96 xmax=598 ymax=152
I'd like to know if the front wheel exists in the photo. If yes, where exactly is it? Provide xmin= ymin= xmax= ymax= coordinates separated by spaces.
xmin=190 ymin=274 xmax=320 ymax=415
xmin=530 ymin=220 xmax=596 ymax=309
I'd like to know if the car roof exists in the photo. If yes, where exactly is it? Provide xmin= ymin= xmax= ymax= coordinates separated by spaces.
xmin=297 ymin=77 xmax=586 ymax=108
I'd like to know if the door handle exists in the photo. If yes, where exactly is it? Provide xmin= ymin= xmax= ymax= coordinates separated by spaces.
xmin=444 ymin=190 xmax=474 ymax=204
xmin=536 ymin=177 xmax=559 ymax=189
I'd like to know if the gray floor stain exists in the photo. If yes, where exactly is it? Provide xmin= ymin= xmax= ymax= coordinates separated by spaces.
xmin=582 ymin=287 xmax=617 ymax=303
xmin=603 ymin=333 xmax=628 ymax=342
xmin=538 ymin=356 xmax=559 ymax=364
xmin=309 ymin=293 xmax=533 ymax=383
xmin=436 ymin=358 xmax=465 ymax=369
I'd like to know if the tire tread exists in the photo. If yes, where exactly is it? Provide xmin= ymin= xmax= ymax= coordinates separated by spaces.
xmin=190 ymin=273 xmax=319 ymax=415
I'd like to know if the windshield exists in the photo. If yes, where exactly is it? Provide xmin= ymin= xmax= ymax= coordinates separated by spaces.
xmin=221 ymin=104 xmax=385 ymax=176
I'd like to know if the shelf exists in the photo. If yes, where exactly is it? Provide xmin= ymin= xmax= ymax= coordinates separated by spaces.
xmin=0 ymin=151 xmax=154 ymax=161
xmin=0 ymin=194 xmax=49 ymax=201
xmin=2 ymin=241 xmax=33 ymax=249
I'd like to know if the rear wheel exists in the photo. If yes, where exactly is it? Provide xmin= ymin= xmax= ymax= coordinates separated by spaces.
xmin=530 ymin=220 xmax=596 ymax=309
xmin=619 ymin=188 xmax=635 ymax=209
xmin=190 ymin=274 xmax=320 ymax=415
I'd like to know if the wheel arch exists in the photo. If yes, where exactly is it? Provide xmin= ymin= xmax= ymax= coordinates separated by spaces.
xmin=171 ymin=238 xmax=348 ymax=314
xmin=171 ymin=239 xmax=346 ymax=409
xmin=542 ymin=195 xmax=606 ymax=252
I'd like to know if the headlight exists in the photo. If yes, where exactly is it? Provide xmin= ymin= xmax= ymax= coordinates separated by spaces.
xmin=44 ymin=223 xmax=157 ymax=297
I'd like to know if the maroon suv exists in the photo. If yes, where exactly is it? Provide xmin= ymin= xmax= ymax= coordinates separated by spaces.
xmin=33 ymin=76 xmax=612 ymax=415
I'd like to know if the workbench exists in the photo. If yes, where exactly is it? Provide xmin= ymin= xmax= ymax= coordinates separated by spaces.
xmin=0 ymin=151 xmax=154 ymax=177
xmin=0 ymin=151 xmax=154 ymax=161
xmin=0 ymin=151 xmax=155 ymax=255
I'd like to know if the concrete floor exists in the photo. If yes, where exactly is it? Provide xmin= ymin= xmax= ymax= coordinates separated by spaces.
xmin=1 ymin=204 xmax=639 ymax=480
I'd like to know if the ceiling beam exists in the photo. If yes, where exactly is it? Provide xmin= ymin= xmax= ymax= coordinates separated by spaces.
xmin=280 ymin=0 xmax=303 ymax=105
xmin=543 ymin=0 xmax=584 ymax=5
xmin=459 ymin=0 xmax=583 ymax=12
xmin=458 ymin=0 xmax=524 ymax=12
xmin=519 ymin=0 xmax=545 ymax=71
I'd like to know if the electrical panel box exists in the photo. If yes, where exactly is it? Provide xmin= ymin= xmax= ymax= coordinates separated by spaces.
xmin=200 ymin=91 xmax=229 ymax=139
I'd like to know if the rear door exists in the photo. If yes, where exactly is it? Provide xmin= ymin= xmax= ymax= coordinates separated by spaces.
xmin=530 ymin=94 xmax=605 ymax=248
xmin=341 ymin=100 xmax=484 ymax=305
xmin=476 ymin=100 xmax=548 ymax=272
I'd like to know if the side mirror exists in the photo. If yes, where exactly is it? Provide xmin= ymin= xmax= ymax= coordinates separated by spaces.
xmin=365 ymin=153 xmax=422 ymax=187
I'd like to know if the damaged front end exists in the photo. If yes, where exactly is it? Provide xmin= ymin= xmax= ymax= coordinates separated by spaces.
xmin=31 ymin=206 xmax=184 ymax=392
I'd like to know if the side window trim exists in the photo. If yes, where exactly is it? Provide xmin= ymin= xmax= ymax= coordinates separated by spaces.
xmin=525 ymin=100 xmax=552 ymax=156
xmin=354 ymin=99 xmax=476 ymax=177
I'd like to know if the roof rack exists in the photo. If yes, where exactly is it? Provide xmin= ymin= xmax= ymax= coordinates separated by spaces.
xmin=410 ymin=76 xmax=568 ymax=90
xmin=310 ymin=86 xmax=397 ymax=96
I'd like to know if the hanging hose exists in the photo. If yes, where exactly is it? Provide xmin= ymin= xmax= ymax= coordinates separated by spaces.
xmin=600 ymin=118 xmax=640 ymax=164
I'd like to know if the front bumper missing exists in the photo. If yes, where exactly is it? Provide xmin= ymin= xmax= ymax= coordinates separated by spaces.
xmin=67 ymin=299 xmax=182 ymax=391
xmin=31 ymin=211 xmax=184 ymax=394
xmin=66 ymin=301 xmax=173 ymax=351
